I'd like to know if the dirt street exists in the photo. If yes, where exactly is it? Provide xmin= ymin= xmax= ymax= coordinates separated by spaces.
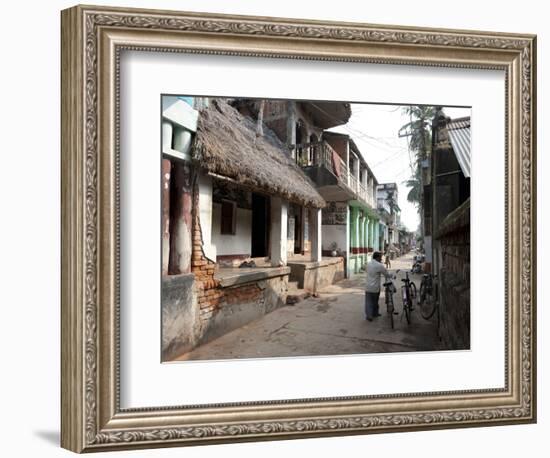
xmin=175 ymin=252 xmax=446 ymax=362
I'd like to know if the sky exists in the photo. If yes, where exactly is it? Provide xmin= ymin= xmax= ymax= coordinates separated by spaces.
xmin=329 ymin=104 xmax=471 ymax=232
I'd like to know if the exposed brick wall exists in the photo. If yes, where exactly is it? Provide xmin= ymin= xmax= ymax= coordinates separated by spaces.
xmin=221 ymin=284 xmax=262 ymax=306
xmin=191 ymin=180 xmax=222 ymax=324
xmin=189 ymin=173 xmax=291 ymax=353
xmin=437 ymin=199 xmax=470 ymax=350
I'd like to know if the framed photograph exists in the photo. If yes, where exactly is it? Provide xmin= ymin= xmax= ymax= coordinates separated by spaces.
xmin=61 ymin=4 xmax=537 ymax=453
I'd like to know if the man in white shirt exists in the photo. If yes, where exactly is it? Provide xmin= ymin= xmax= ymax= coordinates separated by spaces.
xmin=365 ymin=251 xmax=392 ymax=321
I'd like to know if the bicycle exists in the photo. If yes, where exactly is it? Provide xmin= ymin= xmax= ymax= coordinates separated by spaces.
xmin=418 ymin=273 xmax=438 ymax=320
xmin=383 ymin=275 xmax=399 ymax=329
xmin=400 ymin=271 xmax=417 ymax=325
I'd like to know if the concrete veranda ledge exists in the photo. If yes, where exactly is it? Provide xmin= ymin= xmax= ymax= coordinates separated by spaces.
xmin=215 ymin=266 xmax=291 ymax=288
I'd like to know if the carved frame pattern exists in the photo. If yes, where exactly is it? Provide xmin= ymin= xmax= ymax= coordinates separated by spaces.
xmin=61 ymin=5 xmax=536 ymax=453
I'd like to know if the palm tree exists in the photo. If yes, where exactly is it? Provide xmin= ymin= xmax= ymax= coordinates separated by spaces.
xmin=399 ymin=105 xmax=435 ymax=161
xmin=398 ymin=105 xmax=436 ymax=210
xmin=404 ymin=165 xmax=421 ymax=206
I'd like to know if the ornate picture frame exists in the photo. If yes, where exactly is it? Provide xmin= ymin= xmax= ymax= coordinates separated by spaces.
xmin=61 ymin=4 xmax=536 ymax=453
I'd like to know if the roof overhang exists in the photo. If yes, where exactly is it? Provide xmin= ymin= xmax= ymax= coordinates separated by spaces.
xmin=301 ymin=102 xmax=352 ymax=129
xmin=447 ymin=117 xmax=471 ymax=178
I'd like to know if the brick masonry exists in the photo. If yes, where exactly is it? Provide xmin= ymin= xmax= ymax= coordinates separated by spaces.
xmin=221 ymin=284 xmax=263 ymax=306
xmin=163 ymin=174 xmax=293 ymax=360
xmin=437 ymin=199 xmax=470 ymax=350
xmin=190 ymin=178 xmax=286 ymax=336
xmin=191 ymin=181 xmax=222 ymax=325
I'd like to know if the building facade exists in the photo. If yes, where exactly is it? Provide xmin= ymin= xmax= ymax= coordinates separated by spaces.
xmin=161 ymin=97 xmax=330 ymax=360
xmin=430 ymin=109 xmax=471 ymax=349
xmin=236 ymin=100 xmax=383 ymax=277
xmin=318 ymin=132 xmax=380 ymax=275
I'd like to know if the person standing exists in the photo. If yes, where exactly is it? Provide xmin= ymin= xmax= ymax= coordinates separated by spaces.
xmin=365 ymin=251 xmax=392 ymax=321
xmin=384 ymin=250 xmax=391 ymax=268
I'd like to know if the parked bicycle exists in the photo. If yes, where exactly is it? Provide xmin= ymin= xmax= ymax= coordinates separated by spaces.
xmin=418 ymin=273 xmax=439 ymax=320
xmin=383 ymin=272 xmax=399 ymax=329
xmin=400 ymin=271 xmax=417 ymax=324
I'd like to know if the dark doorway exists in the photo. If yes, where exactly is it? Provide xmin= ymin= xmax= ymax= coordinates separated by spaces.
xmin=251 ymin=193 xmax=270 ymax=258
xmin=294 ymin=206 xmax=302 ymax=254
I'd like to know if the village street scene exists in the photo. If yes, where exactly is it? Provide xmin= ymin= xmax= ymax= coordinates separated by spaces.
xmin=161 ymin=96 xmax=471 ymax=362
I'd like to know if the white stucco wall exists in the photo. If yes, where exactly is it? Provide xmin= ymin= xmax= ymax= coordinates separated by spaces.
xmin=322 ymin=225 xmax=347 ymax=253
xmin=211 ymin=203 xmax=252 ymax=256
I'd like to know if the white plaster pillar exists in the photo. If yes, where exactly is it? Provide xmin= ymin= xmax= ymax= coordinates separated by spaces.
xmin=198 ymin=173 xmax=216 ymax=262
xmin=271 ymin=197 xmax=288 ymax=266
xmin=161 ymin=159 xmax=171 ymax=275
xmin=162 ymin=120 xmax=173 ymax=151
xmin=310 ymin=207 xmax=322 ymax=262
xmin=365 ymin=216 xmax=370 ymax=253
xmin=173 ymin=125 xmax=193 ymax=155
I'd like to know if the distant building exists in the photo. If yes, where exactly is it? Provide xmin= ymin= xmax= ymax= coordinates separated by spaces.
xmin=315 ymin=131 xmax=380 ymax=275
xmin=376 ymin=182 xmax=401 ymax=255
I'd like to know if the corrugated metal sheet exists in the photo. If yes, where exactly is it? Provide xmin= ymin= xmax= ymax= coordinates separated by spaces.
xmin=447 ymin=117 xmax=471 ymax=178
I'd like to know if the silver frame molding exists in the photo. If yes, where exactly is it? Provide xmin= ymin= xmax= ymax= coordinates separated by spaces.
xmin=61 ymin=4 xmax=537 ymax=453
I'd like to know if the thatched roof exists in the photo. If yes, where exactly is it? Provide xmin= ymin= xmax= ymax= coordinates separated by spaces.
xmin=192 ymin=100 xmax=326 ymax=208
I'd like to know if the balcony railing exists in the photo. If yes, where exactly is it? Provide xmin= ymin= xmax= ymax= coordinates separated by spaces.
xmin=293 ymin=141 xmax=376 ymax=208
xmin=294 ymin=141 xmax=350 ymax=187
xmin=357 ymin=181 xmax=376 ymax=208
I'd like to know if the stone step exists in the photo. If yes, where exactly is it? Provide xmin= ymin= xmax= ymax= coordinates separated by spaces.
xmin=287 ymin=280 xmax=300 ymax=290
xmin=286 ymin=281 xmax=310 ymax=305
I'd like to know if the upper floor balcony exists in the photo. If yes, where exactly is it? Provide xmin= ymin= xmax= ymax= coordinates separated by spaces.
xmin=293 ymin=141 xmax=376 ymax=209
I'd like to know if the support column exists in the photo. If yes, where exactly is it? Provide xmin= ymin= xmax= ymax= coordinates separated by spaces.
xmin=271 ymin=197 xmax=288 ymax=266
xmin=168 ymin=161 xmax=193 ymax=275
xmin=358 ymin=214 xmax=364 ymax=269
xmin=162 ymin=158 xmax=171 ymax=275
xmin=351 ymin=207 xmax=358 ymax=273
xmin=286 ymin=101 xmax=297 ymax=159
xmin=366 ymin=216 xmax=371 ymax=253
xmin=358 ymin=212 xmax=363 ymax=255
xmin=349 ymin=207 xmax=356 ymax=253
xmin=366 ymin=218 xmax=371 ymax=251
xmin=162 ymin=120 xmax=173 ymax=275
xmin=355 ymin=209 xmax=361 ymax=272
xmin=363 ymin=216 xmax=369 ymax=253
xmin=369 ymin=218 xmax=375 ymax=250
xmin=310 ymin=208 xmax=322 ymax=262
xmin=345 ymin=205 xmax=351 ymax=278
xmin=364 ymin=215 xmax=369 ymax=266
xmin=374 ymin=220 xmax=380 ymax=251
xmin=361 ymin=216 xmax=366 ymax=257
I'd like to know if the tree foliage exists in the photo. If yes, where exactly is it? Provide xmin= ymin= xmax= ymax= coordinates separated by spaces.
xmin=399 ymin=106 xmax=436 ymax=210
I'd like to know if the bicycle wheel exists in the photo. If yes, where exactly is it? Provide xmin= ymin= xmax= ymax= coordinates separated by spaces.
xmin=404 ymin=300 xmax=411 ymax=324
xmin=418 ymin=279 xmax=426 ymax=305
xmin=387 ymin=297 xmax=394 ymax=329
xmin=419 ymin=288 xmax=437 ymax=319
xmin=410 ymin=282 xmax=417 ymax=300
xmin=401 ymin=287 xmax=411 ymax=324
